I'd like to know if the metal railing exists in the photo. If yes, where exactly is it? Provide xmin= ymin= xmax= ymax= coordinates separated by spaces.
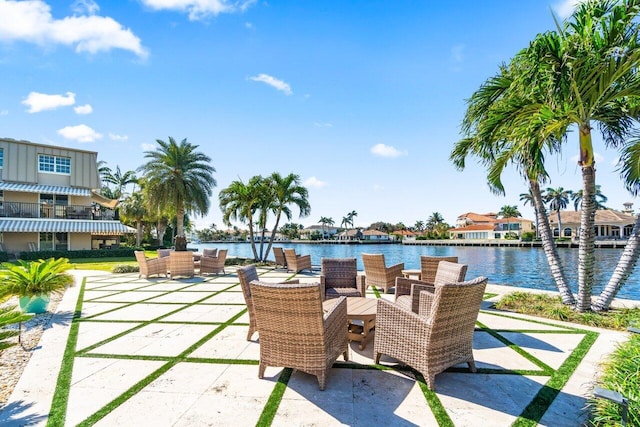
xmin=0 ymin=201 xmax=118 ymax=220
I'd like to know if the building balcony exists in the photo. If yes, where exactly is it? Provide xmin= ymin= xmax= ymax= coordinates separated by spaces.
xmin=0 ymin=201 xmax=118 ymax=220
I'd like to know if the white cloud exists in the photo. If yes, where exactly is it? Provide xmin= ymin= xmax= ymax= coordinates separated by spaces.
xmin=109 ymin=133 xmax=128 ymax=141
xmin=249 ymin=73 xmax=292 ymax=95
xmin=0 ymin=0 xmax=148 ymax=58
xmin=304 ymin=176 xmax=327 ymax=188
xmin=552 ymin=0 xmax=588 ymax=19
xmin=74 ymin=103 xmax=92 ymax=114
xmin=22 ymin=91 xmax=75 ymax=113
xmin=141 ymin=0 xmax=256 ymax=21
xmin=370 ymin=143 xmax=407 ymax=158
xmin=57 ymin=124 xmax=102 ymax=142
xmin=313 ymin=122 xmax=333 ymax=128
xmin=71 ymin=0 xmax=99 ymax=15
xmin=451 ymin=44 xmax=464 ymax=63
xmin=141 ymin=143 xmax=156 ymax=151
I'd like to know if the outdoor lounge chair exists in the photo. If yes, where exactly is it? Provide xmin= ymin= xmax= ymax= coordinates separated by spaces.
xmin=250 ymin=281 xmax=349 ymax=390
xmin=200 ymin=249 xmax=227 ymax=275
xmin=395 ymin=260 xmax=467 ymax=314
xmin=361 ymin=253 xmax=404 ymax=294
xmin=237 ymin=265 xmax=299 ymax=341
xmin=135 ymin=251 xmax=167 ymax=279
xmin=420 ymin=256 xmax=459 ymax=283
xmin=374 ymin=276 xmax=488 ymax=390
xmin=320 ymin=257 xmax=366 ymax=300
xmin=272 ymin=247 xmax=287 ymax=269
xmin=168 ymin=251 xmax=194 ymax=279
xmin=283 ymin=248 xmax=312 ymax=273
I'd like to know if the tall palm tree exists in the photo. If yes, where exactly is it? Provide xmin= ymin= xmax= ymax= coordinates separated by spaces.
xmin=571 ymin=186 xmax=608 ymax=211
xmin=101 ymin=165 xmax=138 ymax=200
xmin=340 ymin=216 xmax=349 ymax=239
xmin=346 ymin=210 xmax=358 ymax=229
xmin=139 ymin=137 xmax=216 ymax=250
xmin=545 ymin=187 xmax=572 ymax=238
xmin=593 ymin=140 xmax=640 ymax=310
xmin=319 ymin=216 xmax=333 ymax=239
xmin=498 ymin=205 xmax=521 ymax=237
xmin=414 ymin=220 xmax=425 ymax=232
xmin=219 ymin=176 xmax=263 ymax=261
xmin=263 ymin=173 xmax=310 ymax=261
xmin=519 ymin=0 xmax=640 ymax=310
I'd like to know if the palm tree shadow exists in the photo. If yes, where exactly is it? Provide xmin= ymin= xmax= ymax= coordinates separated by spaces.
xmin=0 ymin=400 xmax=48 ymax=425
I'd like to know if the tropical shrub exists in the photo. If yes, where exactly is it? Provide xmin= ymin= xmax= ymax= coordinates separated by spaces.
xmin=18 ymin=248 xmax=141 ymax=261
xmin=0 ymin=258 xmax=74 ymax=299
xmin=0 ymin=305 xmax=32 ymax=352
xmin=111 ymin=264 xmax=139 ymax=274
xmin=521 ymin=231 xmax=536 ymax=241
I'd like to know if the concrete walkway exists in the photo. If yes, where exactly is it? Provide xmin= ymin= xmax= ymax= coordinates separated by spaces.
xmin=0 ymin=267 xmax=632 ymax=426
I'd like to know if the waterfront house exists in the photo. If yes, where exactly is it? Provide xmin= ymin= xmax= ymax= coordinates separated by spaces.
xmin=450 ymin=212 xmax=534 ymax=240
xmin=548 ymin=209 xmax=637 ymax=239
xmin=0 ymin=138 xmax=135 ymax=253
xmin=299 ymin=224 xmax=339 ymax=240
xmin=361 ymin=229 xmax=390 ymax=241
xmin=336 ymin=228 xmax=363 ymax=241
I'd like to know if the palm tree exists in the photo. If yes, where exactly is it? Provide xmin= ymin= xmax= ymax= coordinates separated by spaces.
xmin=520 ymin=189 xmax=539 ymax=238
xmin=545 ymin=187 xmax=572 ymax=238
xmin=571 ymin=186 xmax=608 ymax=211
xmin=139 ymin=137 xmax=216 ymax=250
xmin=263 ymin=173 xmax=310 ymax=261
xmin=414 ymin=220 xmax=425 ymax=232
xmin=346 ymin=210 xmax=358 ymax=229
xmin=593 ymin=140 xmax=640 ymax=310
xmin=119 ymin=192 xmax=147 ymax=247
xmin=319 ymin=216 xmax=334 ymax=239
xmin=498 ymin=205 xmax=521 ymax=237
xmin=102 ymin=166 xmax=138 ymax=200
xmin=219 ymin=176 xmax=263 ymax=260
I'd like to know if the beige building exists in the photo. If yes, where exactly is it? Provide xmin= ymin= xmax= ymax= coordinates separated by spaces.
xmin=450 ymin=212 xmax=534 ymax=240
xmin=548 ymin=209 xmax=637 ymax=239
xmin=0 ymin=138 xmax=135 ymax=253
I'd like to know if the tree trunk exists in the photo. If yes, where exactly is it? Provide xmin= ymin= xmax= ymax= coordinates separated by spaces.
xmin=136 ymin=220 xmax=142 ymax=247
xmin=576 ymin=156 xmax=597 ymax=311
xmin=265 ymin=212 xmax=282 ymax=263
xmin=531 ymin=180 xmax=575 ymax=305
xmin=157 ymin=218 xmax=168 ymax=246
xmin=593 ymin=213 xmax=640 ymax=311
xmin=246 ymin=215 xmax=259 ymax=261
xmin=557 ymin=209 xmax=563 ymax=239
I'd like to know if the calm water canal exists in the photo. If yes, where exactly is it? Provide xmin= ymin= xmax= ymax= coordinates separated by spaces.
xmin=191 ymin=242 xmax=640 ymax=301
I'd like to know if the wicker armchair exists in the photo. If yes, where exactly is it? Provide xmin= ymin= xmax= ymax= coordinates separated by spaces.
xmin=396 ymin=260 xmax=468 ymax=314
xmin=420 ymin=256 xmax=459 ymax=283
xmin=168 ymin=251 xmax=194 ymax=279
xmin=202 ymin=248 xmax=217 ymax=257
xmin=361 ymin=253 xmax=404 ymax=294
xmin=283 ymin=248 xmax=312 ymax=273
xmin=237 ymin=265 xmax=299 ymax=341
xmin=200 ymin=249 xmax=227 ymax=275
xmin=272 ymin=247 xmax=287 ymax=269
xmin=250 ymin=281 xmax=349 ymax=390
xmin=320 ymin=258 xmax=366 ymax=300
xmin=135 ymin=251 xmax=167 ymax=278
xmin=374 ymin=276 xmax=488 ymax=390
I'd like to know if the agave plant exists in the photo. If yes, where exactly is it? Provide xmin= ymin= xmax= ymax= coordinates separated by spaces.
xmin=0 ymin=258 xmax=74 ymax=299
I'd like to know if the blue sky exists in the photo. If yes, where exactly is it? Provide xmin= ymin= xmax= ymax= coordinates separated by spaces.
xmin=0 ymin=0 xmax=634 ymax=230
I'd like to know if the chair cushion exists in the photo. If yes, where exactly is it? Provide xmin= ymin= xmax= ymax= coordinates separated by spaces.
xmin=326 ymin=287 xmax=361 ymax=298
xmin=395 ymin=295 xmax=412 ymax=312
xmin=158 ymin=249 xmax=171 ymax=258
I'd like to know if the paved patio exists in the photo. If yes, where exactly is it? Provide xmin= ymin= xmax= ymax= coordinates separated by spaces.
xmin=0 ymin=267 xmax=631 ymax=426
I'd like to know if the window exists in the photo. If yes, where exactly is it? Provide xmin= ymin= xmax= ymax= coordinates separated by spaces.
xmin=0 ymin=148 xmax=3 ymax=168
xmin=38 ymin=154 xmax=71 ymax=175
xmin=39 ymin=232 xmax=68 ymax=250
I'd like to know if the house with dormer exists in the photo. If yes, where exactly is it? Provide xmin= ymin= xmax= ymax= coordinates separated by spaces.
xmin=0 ymin=138 xmax=135 ymax=253
xmin=449 ymin=212 xmax=534 ymax=240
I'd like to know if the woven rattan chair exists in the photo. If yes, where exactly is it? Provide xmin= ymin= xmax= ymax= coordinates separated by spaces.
xmin=250 ymin=281 xmax=349 ymax=390
xmin=200 ymin=249 xmax=227 ymax=275
xmin=420 ymin=256 xmax=459 ymax=283
xmin=272 ymin=247 xmax=287 ymax=269
xmin=283 ymin=248 xmax=312 ymax=273
xmin=396 ymin=260 xmax=468 ymax=313
xmin=374 ymin=276 xmax=488 ymax=390
xmin=320 ymin=258 xmax=366 ymax=300
xmin=135 ymin=251 xmax=167 ymax=278
xmin=361 ymin=253 xmax=404 ymax=294
xmin=168 ymin=251 xmax=194 ymax=279
xmin=202 ymin=248 xmax=217 ymax=258
xmin=237 ymin=265 xmax=299 ymax=341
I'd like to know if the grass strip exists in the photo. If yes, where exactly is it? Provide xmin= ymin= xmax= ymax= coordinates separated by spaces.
xmin=77 ymin=309 xmax=246 ymax=426
xmin=46 ymin=278 xmax=86 ymax=427
xmin=417 ymin=376 xmax=455 ymax=427
xmin=256 ymin=368 xmax=292 ymax=427
xmin=475 ymin=323 xmax=555 ymax=374
xmin=481 ymin=309 xmax=587 ymax=332
xmin=513 ymin=331 xmax=599 ymax=426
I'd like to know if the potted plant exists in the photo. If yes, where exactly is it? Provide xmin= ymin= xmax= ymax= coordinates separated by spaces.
xmin=0 ymin=258 xmax=74 ymax=314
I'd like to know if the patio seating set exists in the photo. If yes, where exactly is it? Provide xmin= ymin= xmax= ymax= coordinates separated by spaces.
xmin=134 ymin=249 xmax=228 ymax=279
xmin=241 ymin=251 xmax=488 ymax=391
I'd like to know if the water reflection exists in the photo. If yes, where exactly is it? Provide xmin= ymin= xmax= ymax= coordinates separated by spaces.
xmin=191 ymin=242 xmax=640 ymax=300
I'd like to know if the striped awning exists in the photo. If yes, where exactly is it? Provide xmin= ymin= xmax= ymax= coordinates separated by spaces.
xmin=0 ymin=219 xmax=136 ymax=234
xmin=0 ymin=182 xmax=91 ymax=196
